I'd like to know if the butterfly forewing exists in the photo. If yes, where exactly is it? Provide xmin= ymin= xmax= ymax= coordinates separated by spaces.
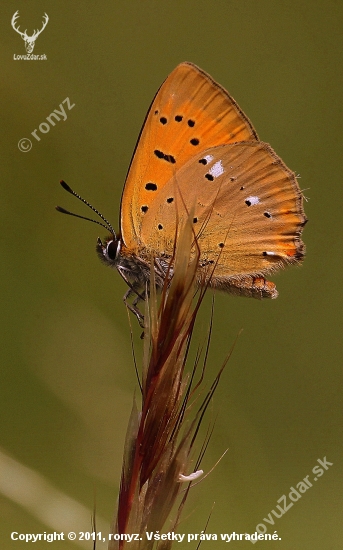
xmin=121 ymin=62 xmax=259 ymax=250
xmin=140 ymin=142 xmax=306 ymax=278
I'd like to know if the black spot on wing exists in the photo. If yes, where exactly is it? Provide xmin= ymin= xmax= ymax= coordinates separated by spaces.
xmin=154 ymin=149 xmax=176 ymax=164
xmin=145 ymin=182 xmax=157 ymax=191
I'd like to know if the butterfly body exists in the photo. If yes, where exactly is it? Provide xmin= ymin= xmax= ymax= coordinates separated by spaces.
xmin=97 ymin=236 xmax=165 ymax=292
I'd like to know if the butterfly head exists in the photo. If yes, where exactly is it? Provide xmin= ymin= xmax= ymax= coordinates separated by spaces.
xmin=96 ymin=235 xmax=122 ymax=267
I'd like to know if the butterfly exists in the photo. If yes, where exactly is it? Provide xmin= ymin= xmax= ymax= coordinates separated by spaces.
xmin=58 ymin=62 xmax=306 ymax=325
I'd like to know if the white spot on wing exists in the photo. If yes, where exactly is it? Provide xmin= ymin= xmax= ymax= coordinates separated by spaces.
xmin=246 ymin=195 xmax=260 ymax=205
xmin=204 ymin=154 xmax=214 ymax=163
xmin=209 ymin=160 xmax=224 ymax=178
xmin=264 ymin=251 xmax=276 ymax=256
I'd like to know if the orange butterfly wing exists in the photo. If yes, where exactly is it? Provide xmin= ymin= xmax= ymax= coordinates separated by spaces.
xmin=120 ymin=62 xmax=258 ymax=251
xmin=140 ymin=142 xmax=306 ymax=277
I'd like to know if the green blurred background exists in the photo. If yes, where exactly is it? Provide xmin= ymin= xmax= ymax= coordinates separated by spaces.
xmin=1 ymin=1 xmax=342 ymax=548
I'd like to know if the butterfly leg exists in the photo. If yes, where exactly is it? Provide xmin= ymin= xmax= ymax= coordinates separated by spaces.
xmin=123 ymin=288 xmax=145 ymax=327
xmin=116 ymin=265 xmax=148 ymax=327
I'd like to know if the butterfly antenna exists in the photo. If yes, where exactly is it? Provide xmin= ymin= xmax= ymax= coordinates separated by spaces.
xmin=55 ymin=205 xmax=113 ymax=233
xmin=56 ymin=180 xmax=116 ymax=236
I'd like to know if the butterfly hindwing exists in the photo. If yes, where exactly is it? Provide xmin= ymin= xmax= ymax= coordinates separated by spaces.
xmin=140 ymin=141 xmax=306 ymax=278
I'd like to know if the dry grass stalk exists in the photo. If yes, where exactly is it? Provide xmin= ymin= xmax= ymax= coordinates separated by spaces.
xmin=109 ymin=213 xmax=225 ymax=550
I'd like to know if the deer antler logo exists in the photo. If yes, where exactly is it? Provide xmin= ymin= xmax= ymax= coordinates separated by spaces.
xmin=11 ymin=11 xmax=49 ymax=53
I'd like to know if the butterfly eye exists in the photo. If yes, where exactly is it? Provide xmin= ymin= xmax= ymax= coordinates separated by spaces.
xmin=106 ymin=239 xmax=120 ymax=261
